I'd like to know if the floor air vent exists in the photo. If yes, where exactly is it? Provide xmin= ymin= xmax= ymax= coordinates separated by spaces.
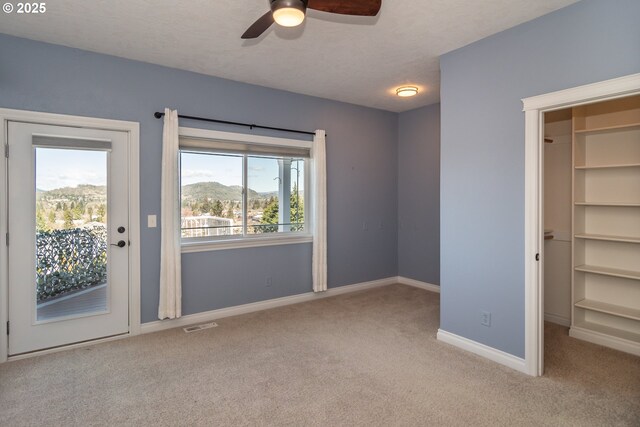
xmin=183 ymin=322 xmax=218 ymax=333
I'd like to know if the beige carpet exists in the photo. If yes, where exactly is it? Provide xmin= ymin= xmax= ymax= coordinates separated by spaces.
xmin=1 ymin=284 xmax=638 ymax=426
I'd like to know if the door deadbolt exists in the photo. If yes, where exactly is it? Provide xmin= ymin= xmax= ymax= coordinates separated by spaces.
xmin=117 ymin=226 xmax=126 ymax=233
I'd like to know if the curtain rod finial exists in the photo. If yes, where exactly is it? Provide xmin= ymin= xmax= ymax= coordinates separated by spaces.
xmin=154 ymin=112 xmax=163 ymax=119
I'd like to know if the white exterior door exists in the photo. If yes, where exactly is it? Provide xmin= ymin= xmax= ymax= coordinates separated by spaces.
xmin=7 ymin=122 xmax=130 ymax=355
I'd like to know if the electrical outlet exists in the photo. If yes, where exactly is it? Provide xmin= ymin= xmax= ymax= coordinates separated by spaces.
xmin=481 ymin=311 xmax=491 ymax=327
xmin=266 ymin=277 xmax=272 ymax=287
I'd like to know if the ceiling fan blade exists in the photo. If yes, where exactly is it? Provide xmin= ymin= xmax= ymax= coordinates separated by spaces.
xmin=241 ymin=11 xmax=275 ymax=39
xmin=307 ymin=0 xmax=381 ymax=16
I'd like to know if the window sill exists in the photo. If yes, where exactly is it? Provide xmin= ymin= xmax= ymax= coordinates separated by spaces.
xmin=181 ymin=234 xmax=313 ymax=253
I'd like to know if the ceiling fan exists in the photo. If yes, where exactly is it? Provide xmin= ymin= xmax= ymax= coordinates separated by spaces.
xmin=241 ymin=0 xmax=382 ymax=39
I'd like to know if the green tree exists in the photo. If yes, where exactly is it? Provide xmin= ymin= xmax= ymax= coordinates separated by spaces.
xmin=212 ymin=200 xmax=224 ymax=217
xmin=200 ymin=198 xmax=212 ymax=215
xmin=290 ymin=183 xmax=304 ymax=231
xmin=63 ymin=209 xmax=74 ymax=229
xmin=48 ymin=210 xmax=56 ymax=224
xmin=259 ymin=197 xmax=279 ymax=233
xmin=259 ymin=185 xmax=305 ymax=232
xmin=96 ymin=205 xmax=106 ymax=222
xmin=36 ymin=208 xmax=48 ymax=231
xmin=87 ymin=206 xmax=93 ymax=220
xmin=72 ymin=203 xmax=84 ymax=220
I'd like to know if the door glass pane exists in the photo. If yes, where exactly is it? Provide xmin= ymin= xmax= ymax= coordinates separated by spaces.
xmin=35 ymin=148 xmax=108 ymax=321
xmin=180 ymin=152 xmax=244 ymax=237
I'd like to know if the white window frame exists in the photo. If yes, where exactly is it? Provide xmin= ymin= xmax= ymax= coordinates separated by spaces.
xmin=178 ymin=127 xmax=313 ymax=253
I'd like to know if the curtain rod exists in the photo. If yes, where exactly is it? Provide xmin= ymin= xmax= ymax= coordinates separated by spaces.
xmin=153 ymin=112 xmax=317 ymax=137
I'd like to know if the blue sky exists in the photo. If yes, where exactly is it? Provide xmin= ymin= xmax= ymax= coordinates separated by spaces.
xmin=36 ymin=148 xmax=107 ymax=191
xmin=36 ymin=148 xmax=303 ymax=194
xmin=181 ymin=153 xmax=303 ymax=193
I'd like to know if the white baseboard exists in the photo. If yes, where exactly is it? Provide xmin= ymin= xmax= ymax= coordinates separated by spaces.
xmin=396 ymin=276 xmax=440 ymax=293
xmin=569 ymin=326 xmax=640 ymax=356
xmin=436 ymin=329 xmax=528 ymax=375
xmin=141 ymin=276 xmax=397 ymax=334
xmin=7 ymin=333 xmax=129 ymax=362
xmin=544 ymin=313 xmax=570 ymax=327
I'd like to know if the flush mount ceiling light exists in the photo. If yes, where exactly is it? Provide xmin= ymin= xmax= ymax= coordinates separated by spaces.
xmin=272 ymin=0 xmax=307 ymax=27
xmin=396 ymin=86 xmax=419 ymax=97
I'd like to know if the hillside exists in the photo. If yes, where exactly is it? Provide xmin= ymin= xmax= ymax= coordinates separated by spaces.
xmin=181 ymin=181 xmax=275 ymax=201
xmin=39 ymin=184 xmax=106 ymax=200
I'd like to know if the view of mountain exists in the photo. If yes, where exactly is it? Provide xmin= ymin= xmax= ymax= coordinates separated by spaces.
xmin=37 ymin=182 xmax=276 ymax=202
xmin=182 ymin=182 xmax=277 ymax=201
xmin=38 ymin=184 xmax=106 ymax=200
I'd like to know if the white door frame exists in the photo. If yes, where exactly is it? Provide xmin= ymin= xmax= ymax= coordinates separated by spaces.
xmin=0 ymin=108 xmax=141 ymax=363
xmin=521 ymin=73 xmax=640 ymax=376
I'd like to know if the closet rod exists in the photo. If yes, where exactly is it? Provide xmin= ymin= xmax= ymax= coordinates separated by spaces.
xmin=153 ymin=112 xmax=318 ymax=137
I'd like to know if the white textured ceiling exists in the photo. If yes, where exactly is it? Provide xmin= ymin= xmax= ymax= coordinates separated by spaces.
xmin=0 ymin=0 xmax=578 ymax=112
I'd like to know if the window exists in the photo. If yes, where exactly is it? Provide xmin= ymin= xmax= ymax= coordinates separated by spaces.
xmin=179 ymin=128 xmax=311 ymax=249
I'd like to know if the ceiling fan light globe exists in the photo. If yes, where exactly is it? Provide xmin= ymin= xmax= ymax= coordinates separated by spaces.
xmin=271 ymin=0 xmax=307 ymax=27
xmin=273 ymin=7 xmax=306 ymax=27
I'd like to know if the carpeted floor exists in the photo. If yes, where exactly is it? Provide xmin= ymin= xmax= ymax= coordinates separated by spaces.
xmin=1 ymin=284 xmax=638 ymax=426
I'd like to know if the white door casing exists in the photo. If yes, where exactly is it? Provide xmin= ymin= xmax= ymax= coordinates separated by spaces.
xmin=0 ymin=109 xmax=140 ymax=362
xmin=522 ymin=73 xmax=640 ymax=376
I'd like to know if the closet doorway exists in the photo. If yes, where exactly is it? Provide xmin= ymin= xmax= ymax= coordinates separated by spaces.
xmin=522 ymin=73 xmax=640 ymax=376
xmin=542 ymin=95 xmax=640 ymax=364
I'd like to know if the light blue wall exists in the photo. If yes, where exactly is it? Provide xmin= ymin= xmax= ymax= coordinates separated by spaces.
xmin=439 ymin=0 xmax=640 ymax=357
xmin=0 ymin=34 xmax=398 ymax=323
xmin=398 ymin=104 xmax=440 ymax=284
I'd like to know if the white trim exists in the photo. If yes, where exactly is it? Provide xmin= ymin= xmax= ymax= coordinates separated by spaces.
xmin=524 ymin=108 xmax=543 ymax=377
xmin=521 ymin=73 xmax=640 ymax=377
xmin=128 ymin=122 xmax=141 ymax=336
xmin=544 ymin=313 xmax=570 ymax=327
xmin=141 ymin=276 xmax=397 ymax=334
xmin=437 ymin=329 xmax=527 ymax=374
xmin=0 ymin=116 xmax=7 ymax=363
xmin=522 ymin=73 xmax=640 ymax=111
xmin=569 ymin=326 xmax=640 ymax=356
xmin=178 ymin=126 xmax=312 ymax=149
xmin=0 ymin=108 xmax=141 ymax=363
xmin=7 ymin=333 xmax=130 ymax=362
xmin=396 ymin=276 xmax=440 ymax=293
xmin=181 ymin=234 xmax=312 ymax=253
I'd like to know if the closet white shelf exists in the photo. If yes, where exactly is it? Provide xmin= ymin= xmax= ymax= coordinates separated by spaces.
xmin=574 ymin=201 xmax=640 ymax=207
xmin=575 ymin=163 xmax=640 ymax=170
xmin=575 ymin=299 xmax=640 ymax=322
xmin=574 ymin=233 xmax=640 ymax=244
xmin=574 ymin=122 xmax=640 ymax=134
xmin=572 ymin=321 xmax=640 ymax=344
xmin=574 ymin=264 xmax=640 ymax=281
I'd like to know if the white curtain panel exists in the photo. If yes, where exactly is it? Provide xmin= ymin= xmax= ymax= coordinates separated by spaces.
xmin=312 ymin=130 xmax=327 ymax=292
xmin=158 ymin=108 xmax=182 ymax=319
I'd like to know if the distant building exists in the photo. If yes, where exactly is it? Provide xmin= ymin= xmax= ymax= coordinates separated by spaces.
xmin=182 ymin=216 xmax=234 ymax=237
